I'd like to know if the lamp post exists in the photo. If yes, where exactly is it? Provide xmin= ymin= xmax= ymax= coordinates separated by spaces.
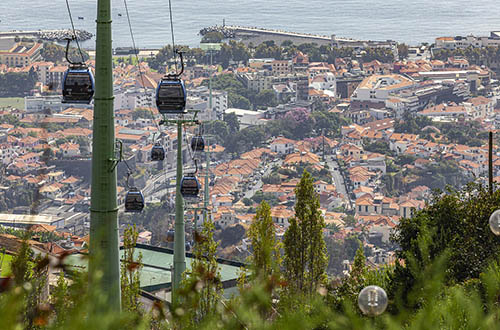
xmin=199 ymin=43 xmax=221 ymax=120
xmin=358 ymin=285 xmax=388 ymax=317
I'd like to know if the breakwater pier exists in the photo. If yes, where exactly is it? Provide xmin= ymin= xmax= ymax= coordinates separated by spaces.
xmin=0 ymin=29 xmax=92 ymax=42
xmin=200 ymin=25 xmax=397 ymax=54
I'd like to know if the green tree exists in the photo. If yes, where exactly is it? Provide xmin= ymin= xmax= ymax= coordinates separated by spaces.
xmin=391 ymin=182 xmax=500 ymax=301
xmin=40 ymin=42 xmax=89 ymax=63
xmin=120 ymin=224 xmax=143 ymax=313
xmin=204 ymin=120 xmax=229 ymax=144
xmin=363 ymin=140 xmax=392 ymax=155
xmin=283 ymin=170 xmax=328 ymax=295
xmin=248 ymin=202 xmax=282 ymax=279
xmin=10 ymin=238 xmax=48 ymax=329
xmin=329 ymin=247 xmax=367 ymax=309
xmin=181 ymin=217 xmax=222 ymax=323
xmin=201 ymin=31 xmax=224 ymax=43
xmin=223 ymin=112 xmax=240 ymax=134
xmin=132 ymin=108 xmax=154 ymax=120
xmin=254 ymin=89 xmax=278 ymax=108
xmin=0 ymin=114 xmax=20 ymax=125
xmin=0 ymin=72 xmax=37 ymax=97
xmin=52 ymin=271 xmax=71 ymax=327
xmin=251 ymin=191 xmax=279 ymax=206
xmin=228 ymin=93 xmax=251 ymax=109
xmin=228 ymin=40 xmax=251 ymax=63
xmin=11 ymin=237 xmax=33 ymax=285
xmin=397 ymin=43 xmax=409 ymax=60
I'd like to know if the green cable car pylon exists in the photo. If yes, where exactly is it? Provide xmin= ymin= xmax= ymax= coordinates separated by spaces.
xmin=88 ymin=0 xmax=121 ymax=311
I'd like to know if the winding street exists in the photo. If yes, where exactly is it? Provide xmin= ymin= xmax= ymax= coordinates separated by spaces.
xmin=326 ymin=155 xmax=351 ymax=210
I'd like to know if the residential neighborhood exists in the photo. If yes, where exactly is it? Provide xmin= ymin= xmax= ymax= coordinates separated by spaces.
xmin=1 ymin=28 xmax=500 ymax=283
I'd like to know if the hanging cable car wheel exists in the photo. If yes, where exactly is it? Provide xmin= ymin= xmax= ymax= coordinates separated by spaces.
xmin=125 ymin=187 xmax=145 ymax=212
xmin=191 ymin=136 xmax=205 ymax=152
xmin=180 ymin=175 xmax=200 ymax=198
xmin=155 ymin=78 xmax=187 ymax=114
xmin=62 ymin=66 xmax=95 ymax=104
xmin=151 ymin=144 xmax=165 ymax=161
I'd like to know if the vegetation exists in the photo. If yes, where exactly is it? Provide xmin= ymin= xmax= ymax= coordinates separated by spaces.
xmin=433 ymin=45 xmax=500 ymax=67
xmin=394 ymin=112 xmax=433 ymax=134
xmin=382 ymin=158 xmax=466 ymax=195
xmin=251 ymin=191 xmax=279 ymax=206
xmin=40 ymin=42 xmax=89 ymax=64
xmin=277 ymin=162 xmax=332 ymax=184
xmin=397 ymin=43 xmax=409 ymax=60
xmin=363 ymin=139 xmax=393 ymax=155
xmin=395 ymin=112 xmax=488 ymax=147
xmin=283 ymin=170 xmax=328 ymax=296
xmin=178 ymin=217 xmax=222 ymax=324
xmin=3 ymin=180 xmax=500 ymax=328
xmin=0 ymin=252 xmax=13 ymax=276
xmin=392 ymin=183 xmax=500 ymax=288
xmin=206 ymin=108 xmax=348 ymax=156
xmin=131 ymin=108 xmax=155 ymax=120
xmin=0 ymin=97 xmax=25 ymax=110
xmin=201 ymin=31 xmax=224 ymax=43
xmin=247 ymin=202 xmax=281 ymax=280
xmin=121 ymin=225 xmax=143 ymax=313
xmin=0 ymin=71 xmax=37 ymax=97
xmin=147 ymin=39 xmax=396 ymax=75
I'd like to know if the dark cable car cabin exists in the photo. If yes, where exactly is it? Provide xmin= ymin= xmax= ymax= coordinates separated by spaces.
xmin=155 ymin=50 xmax=187 ymax=114
xmin=125 ymin=187 xmax=144 ymax=212
xmin=191 ymin=136 xmax=205 ymax=152
xmin=180 ymin=175 xmax=200 ymax=198
xmin=151 ymin=144 xmax=165 ymax=161
xmin=62 ymin=66 xmax=95 ymax=104
xmin=155 ymin=78 xmax=186 ymax=114
xmin=166 ymin=229 xmax=175 ymax=242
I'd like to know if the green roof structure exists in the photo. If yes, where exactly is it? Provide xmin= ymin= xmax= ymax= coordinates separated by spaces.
xmin=65 ymin=243 xmax=246 ymax=302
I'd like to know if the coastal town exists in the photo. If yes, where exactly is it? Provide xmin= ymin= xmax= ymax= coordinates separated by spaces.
xmin=1 ymin=25 xmax=500 ymax=296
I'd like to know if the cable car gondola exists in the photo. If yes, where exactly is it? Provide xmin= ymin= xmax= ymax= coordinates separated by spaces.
xmin=156 ymin=78 xmax=186 ymax=114
xmin=62 ymin=66 xmax=95 ymax=104
xmin=166 ymin=229 xmax=175 ymax=242
xmin=151 ymin=144 xmax=165 ymax=161
xmin=125 ymin=187 xmax=144 ymax=212
xmin=61 ymin=37 xmax=94 ymax=104
xmin=191 ymin=136 xmax=205 ymax=152
xmin=155 ymin=50 xmax=187 ymax=114
xmin=180 ymin=175 xmax=200 ymax=198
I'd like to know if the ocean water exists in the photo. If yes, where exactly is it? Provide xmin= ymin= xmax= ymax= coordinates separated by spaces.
xmin=1 ymin=0 xmax=499 ymax=49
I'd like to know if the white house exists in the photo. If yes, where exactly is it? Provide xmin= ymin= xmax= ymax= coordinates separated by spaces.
xmin=270 ymin=136 xmax=296 ymax=155
xmin=310 ymin=72 xmax=337 ymax=98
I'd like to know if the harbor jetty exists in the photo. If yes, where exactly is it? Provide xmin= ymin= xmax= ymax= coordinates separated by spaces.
xmin=200 ymin=25 xmax=398 ymax=55
xmin=0 ymin=29 xmax=92 ymax=42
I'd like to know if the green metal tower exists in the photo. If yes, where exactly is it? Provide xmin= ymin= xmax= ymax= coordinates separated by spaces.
xmin=89 ymin=0 xmax=121 ymax=311
xmin=173 ymin=121 xmax=186 ymax=293
xmin=160 ymin=115 xmax=199 ymax=300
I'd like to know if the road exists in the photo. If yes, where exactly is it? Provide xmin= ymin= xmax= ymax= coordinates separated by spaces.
xmin=326 ymin=155 xmax=351 ymax=210
xmin=243 ymin=159 xmax=282 ymax=199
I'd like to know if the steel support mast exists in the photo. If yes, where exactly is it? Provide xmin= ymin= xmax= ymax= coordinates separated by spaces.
xmin=173 ymin=121 xmax=186 ymax=293
xmin=89 ymin=0 xmax=121 ymax=311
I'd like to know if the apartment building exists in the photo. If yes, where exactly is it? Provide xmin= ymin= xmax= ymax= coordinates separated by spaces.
xmin=0 ymin=42 xmax=42 ymax=68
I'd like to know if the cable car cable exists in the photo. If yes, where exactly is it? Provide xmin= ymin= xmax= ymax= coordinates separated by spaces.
xmin=168 ymin=0 xmax=178 ymax=74
xmin=64 ymin=0 xmax=85 ymax=63
xmin=123 ymin=0 xmax=162 ymax=136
